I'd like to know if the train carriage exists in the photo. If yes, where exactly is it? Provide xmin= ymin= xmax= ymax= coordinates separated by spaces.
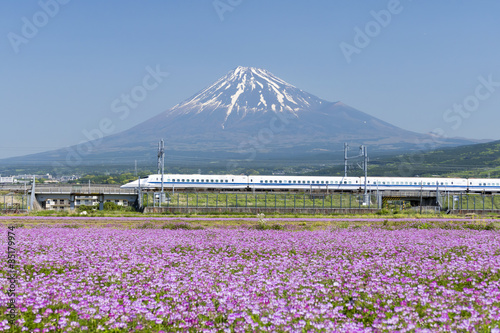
xmin=121 ymin=174 xmax=500 ymax=194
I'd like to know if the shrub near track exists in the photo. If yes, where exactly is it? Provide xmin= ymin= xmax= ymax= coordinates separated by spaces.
xmin=0 ymin=226 xmax=499 ymax=332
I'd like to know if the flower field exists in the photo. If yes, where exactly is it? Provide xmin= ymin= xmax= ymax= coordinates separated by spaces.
xmin=2 ymin=224 xmax=500 ymax=332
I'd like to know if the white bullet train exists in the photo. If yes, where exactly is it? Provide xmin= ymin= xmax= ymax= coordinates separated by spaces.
xmin=121 ymin=174 xmax=500 ymax=193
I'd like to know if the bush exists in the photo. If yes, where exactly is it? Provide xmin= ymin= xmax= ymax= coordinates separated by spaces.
xmin=61 ymin=224 xmax=81 ymax=229
xmin=136 ymin=222 xmax=157 ymax=229
xmin=77 ymin=205 xmax=96 ymax=213
xmin=103 ymin=202 xmax=119 ymax=211
xmin=161 ymin=223 xmax=204 ymax=230
xmin=255 ymin=222 xmax=285 ymax=231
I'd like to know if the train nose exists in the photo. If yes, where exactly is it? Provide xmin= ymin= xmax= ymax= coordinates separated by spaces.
xmin=121 ymin=180 xmax=139 ymax=189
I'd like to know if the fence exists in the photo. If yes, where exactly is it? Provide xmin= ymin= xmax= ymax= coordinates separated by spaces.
xmin=143 ymin=191 xmax=500 ymax=213
xmin=144 ymin=192 xmax=381 ymax=210
xmin=0 ymin=194 xmax=28 ymax=213
xmin=438 ymin=192 xmax=500 ymax=211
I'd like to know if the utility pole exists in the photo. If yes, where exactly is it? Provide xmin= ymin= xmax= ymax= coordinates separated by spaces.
xmin=362 ymin=145 xmax=368 ymax=204
xmin=420 ymin=182 xmax=423 ymax=214
xmin=343 ymin=143 xmax=369 ymax=205
xmin=134 ymin=160 xmax=137 ymax=177
xmin=344 ymin=143 xmax=349 ymax=178
xmin=29 ymin=176 xmax=36 ymax=211
xmin=137 ymin=177 xmax=142 ymax=209
xmin=157 ymin=139 xmax=165 ymax=203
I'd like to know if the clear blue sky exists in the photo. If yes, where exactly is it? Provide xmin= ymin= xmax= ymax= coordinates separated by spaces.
xmin=1 ymin=0 xmax=499 ymax=159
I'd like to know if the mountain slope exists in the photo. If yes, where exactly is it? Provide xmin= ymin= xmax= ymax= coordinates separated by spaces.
xmin=309 ymin=140 xmax=500 ymax=178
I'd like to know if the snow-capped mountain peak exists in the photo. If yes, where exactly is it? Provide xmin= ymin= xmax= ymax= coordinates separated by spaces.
xmin=170 ymin=67 xmax=327 ymax=125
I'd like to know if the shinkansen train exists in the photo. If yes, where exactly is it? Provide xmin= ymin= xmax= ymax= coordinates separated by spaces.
xmin=121 ymin=174 xmax=500 ymax=193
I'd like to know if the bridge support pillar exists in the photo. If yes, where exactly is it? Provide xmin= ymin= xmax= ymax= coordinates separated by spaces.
xmin=99 ymin=194 xmax=104 ymax=211
xmin=69 ymin=195 xmax=75 ymax=211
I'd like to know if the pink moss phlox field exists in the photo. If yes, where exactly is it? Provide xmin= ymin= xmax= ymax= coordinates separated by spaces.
xmin=1 ymin=216 xmax=498 ymax=223
xmin=1 ymin=227 xmax=500 ymax=332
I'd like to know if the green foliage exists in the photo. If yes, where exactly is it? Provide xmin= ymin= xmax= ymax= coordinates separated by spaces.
xmin=61 ymin=224 xmax=81 ymax=229
xmin=161 ymin=223 xmax=203 ymax=230
xmin=76 ymin=205 xmax=96 ymax=213
xmin=136 ymin=222 xmax=157 ymax=229
xmin=103 ymin=202 xmax=119 ymax=211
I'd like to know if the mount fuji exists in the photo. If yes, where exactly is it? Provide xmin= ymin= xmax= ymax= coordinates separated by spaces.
xmin=1 ymin=66 xmax=475 ymax=167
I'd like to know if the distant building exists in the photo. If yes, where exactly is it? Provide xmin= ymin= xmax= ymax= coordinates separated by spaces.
xmin=0 ymin=176 xmax=15 ymax=184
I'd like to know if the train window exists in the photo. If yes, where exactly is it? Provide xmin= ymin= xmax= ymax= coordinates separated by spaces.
xmin=355 ymin=181 xmax=358 ymax=184
xmin=349 ymin=181 xmax=352 ymax=184
xmin=225 ymin=180 xmax=228 ymax=183
xmin=321 ymin=181 xmax=324 ymax=184
xmin=405 ymin=182 xmax=408 ymax=185
xmin=293 ymin=181 xmax=296 ymax=183
xmin=279 ymin=180 xmax=282 ymax=183
xmin=311 ymin=181 xmax=315 ymax=184
xmin=260 ymin=180 xmax=263 ymax=183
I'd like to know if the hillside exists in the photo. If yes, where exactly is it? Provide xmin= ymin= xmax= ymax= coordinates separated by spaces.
xmin=309 ymin=140 xmax=500 ymax=178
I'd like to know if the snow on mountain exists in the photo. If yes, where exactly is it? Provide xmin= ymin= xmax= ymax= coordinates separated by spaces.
xmin=170 ymin=66 xmax=327 ymax=127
